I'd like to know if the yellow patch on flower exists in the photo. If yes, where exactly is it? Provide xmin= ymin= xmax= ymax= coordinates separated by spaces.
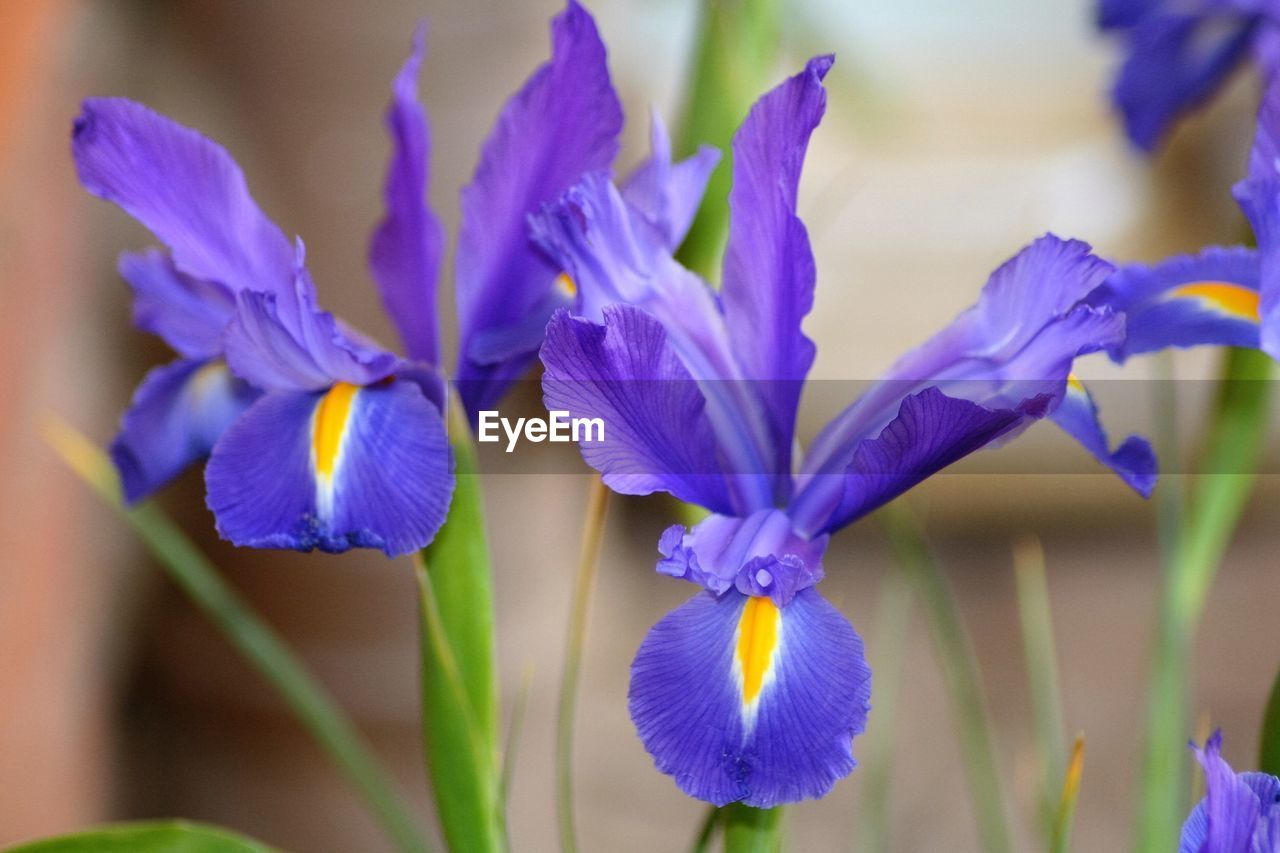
xmin=1066 ymin=372 xmax=1086 ymax=394
xmin=1173 ymin=281 xmax=1260 ymax=321
xmin=736 ymin=595 xmax=780 ymax=706
xmin=312 ymin=381 xmax=360 ymax=479
xmin=555 ymin=272 xmax=577 ymax=298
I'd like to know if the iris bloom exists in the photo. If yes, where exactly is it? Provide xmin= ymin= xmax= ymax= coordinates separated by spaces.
xmin=1180 ymin=731 xmax=1280 ymax=852
xmin=1098 ymin=0 xmax=1280 ymax=150
xmin=73 ymin=1 xmax=628 ymax=555
xmin=1092 ymin=78 xmax=1280 ymax=362
xmin=534 ymin=56 xmax=1175 ymax=806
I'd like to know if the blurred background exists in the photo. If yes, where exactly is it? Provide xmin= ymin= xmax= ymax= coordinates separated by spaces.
xmin=3 ymin=0 xmax=1278 ymax=849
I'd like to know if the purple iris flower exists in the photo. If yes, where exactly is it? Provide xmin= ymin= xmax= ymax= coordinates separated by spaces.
xmin=1180 ymin=731 xmax=1280 ymax=852
xmin=72 ymin=32 xmax=452 ymax=557
xmin=73 ymin=1 xmax=627 ymax=556
xmin=535 ymin=57 xmax=1159 ymax=807
xmin=1098 ymin=0 xmax=1280 ymax=151
xmin=1089 ymin=79 xmax=1280 ymax=360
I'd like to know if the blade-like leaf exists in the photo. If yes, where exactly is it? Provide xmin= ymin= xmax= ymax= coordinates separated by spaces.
xmin=43 ymin=418 xmax=430 ymax=853
xmin=2 ymin=820 xmax=273 ymax=853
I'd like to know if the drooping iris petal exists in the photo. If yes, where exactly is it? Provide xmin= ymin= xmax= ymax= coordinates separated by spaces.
xmin=541 ymin=305 xmax=737 ymax=515
xmin=796 ymin=387 xmax=1046 ymax=537
xmin=455 ymin=0 xmax=623 ymax=415
xmin=1179 ymin=731 xmax=1280 ymax=853
xmin=1098 ymin=0 xmax=1161 ymax=30
xmin=795 ymin=236 xmax=1125 ymax=524
xmin=1110 ymin=9 xmax=1259 ymax=151
xmin=1050 ymin=375 xmax=1158 ymax=496
xmin=118 ymin=249 xmax=235 ymax=359
xmin=629 ymin=587 xmax=871 ymax=808
xmin=621 ymin=110 xmax=720 ymax=249
xmin=368 ymin=25 xmax=445 ymax=365
xmin=72 ymin=98 xmax=295 ymax=297
xmin=1088 ymin=247 xmax=1261 ymax=360
xmin=205 ymin=378 xmax=453 ymax=556
xmin=658 ymin=509 xmax=827 ymax=605
xmin=720 ymin=56 xmax=832 ymax=501
xmin=111 ymin=358 xmax=258 ymax=503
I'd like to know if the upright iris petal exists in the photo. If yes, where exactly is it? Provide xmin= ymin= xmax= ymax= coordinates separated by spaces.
xmin=1179 ymin=731 xmax=1280 ymax=853
xmin=454 ymin=0 xmax=623 ymax=415
xmin=369 ymin=25 xmax=445 ymax=366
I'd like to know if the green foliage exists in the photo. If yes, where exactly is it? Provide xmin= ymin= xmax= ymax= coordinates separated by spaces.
xmin=2 ymin=821 xmax=273 ymax=853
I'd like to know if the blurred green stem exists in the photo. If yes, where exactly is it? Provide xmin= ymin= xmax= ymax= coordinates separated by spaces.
xmin=675 ymin=0 xmax=782 ymax=279
xmin=881 ymin=503 xmax=1013 ymax=853
xmin=44 ymin=418 xmax=430 ymax=853
xmin=418 ymin=398 xmax=505 ymax=853
xmin=1013 ymin=536 xmax=1067 ymax=847
xmin=1135 ymin=347 xmax=1272 ymax=852
xmin=723 ymin=803 xmax=782 ymax=853
xmin=557 ymin=475 xmax=611 ymax=853
xmin=1053 ymin=735 xmax=1085 ymax=853
xmin=690 ymin=805 xmax=723 ymax=853
xmin=859 ymin=567 xmax=914 ymax=853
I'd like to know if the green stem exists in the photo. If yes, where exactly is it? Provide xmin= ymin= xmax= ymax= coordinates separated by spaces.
xmin=556 ymin=475 xmax=611 ymax=853
xmin=1134 ymin=347 xmax=1272 ymax=852
xmin=881 ymin=504 xmax=1013 ymax=853
xmin=690 ymin=805 xmax=723 ymax=853
xmin=723 ymin=803 xmax=782 ymax=853
xmin=43 ymin=418 xmax=430 ymax=853
xmin=858 ymin=567 xmax=913 ymax=853
xmin=1013 ymin=536 xmax=1067 ymax=848
xmin=1052 ymin=736 xmax=1085 ymax=853
xmin=674 ymin=0 xmax=782 ymax=280
xmin=418 ymin=399 xmax=505 ymax=853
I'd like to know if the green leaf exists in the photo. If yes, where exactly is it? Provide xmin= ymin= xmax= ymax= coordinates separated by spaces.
xmin=858 ymin=566 xmax=913 ymax=853
xmin=723 ymin=803 xmax=782 ymax=853
xmin=1013 ymin=536 xmax=1067 ymax=848
xmin=881 ymin=503 xmax=1013 ymax=853
xmin=556 ymin=476 xmax=611 ymax=853
xmin=416 ymin=400 xmax=505 ymax=853
xmin=42 ymin=418 xmax=430 ymax=853
xmin=1135 ymin=347 xmax=1272 ymax=853
xmin=1259 ymin=661 xmax=1280 ymax=775
xmin=2 ymin=820 xmax=275 ymax=853
xmin=674 ymin=0 xmax=782 ymax=280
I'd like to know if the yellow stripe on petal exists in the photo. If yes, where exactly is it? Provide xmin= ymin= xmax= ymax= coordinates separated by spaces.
xmin=736 ymin=596 xmax=781 ymax=709
xmin=1066 ymin=372 xmax=1086 ymax=395
xmin=1173 ymin=281 xmax=1260 ymax=321
xmin=312 ymin=381 xmax=360 ymax=480
xmin=555 ymin=272 xmax=577 ymax=297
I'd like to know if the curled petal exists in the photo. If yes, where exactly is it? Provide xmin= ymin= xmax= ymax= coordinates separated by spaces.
xmin=72 ymin=97 xmax=295 ymax=296
xmin=205 ymin=378 xmax=453 ymax=556
xmin=1050 ymin=376 xmax=1157 ymax=497
xmin=629 ymin=587 xmax=871 ymax=808
xmin=1180 ymin=731 xmax=1280 ymax=853
xmin=621 ymin=109 xmax=720 ymax=249
xmin=119 ymin=250 xmax=235 ymax=359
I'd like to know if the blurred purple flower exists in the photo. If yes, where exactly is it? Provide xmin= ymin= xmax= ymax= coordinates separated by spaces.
xmin=1093 ymin=78 xmax=1280 ymax=360
xmin=1098 ymin=0 xmax=1280 ymax=151
xmin=1180 ymin=730 xmax=1280 ymax=852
